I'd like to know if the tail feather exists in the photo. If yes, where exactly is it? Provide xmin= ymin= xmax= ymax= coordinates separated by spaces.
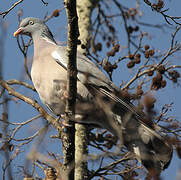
xmin=88 ymin=85 xmax=173 ymax=173
xmin=123 ymin=114 xmax=173 ymax=173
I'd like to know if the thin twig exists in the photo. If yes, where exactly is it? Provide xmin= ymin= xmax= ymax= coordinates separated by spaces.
xmin=7 ymin=79 xmax=36 ymax=91
xmin=0 ymin=78 xmax=62 ymax=132
xmin=0 ymin=0 xmax=24 ymax=18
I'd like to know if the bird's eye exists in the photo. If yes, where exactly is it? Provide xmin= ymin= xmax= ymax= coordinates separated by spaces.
xmin=29 ymin=21 xmax=34 ymax=25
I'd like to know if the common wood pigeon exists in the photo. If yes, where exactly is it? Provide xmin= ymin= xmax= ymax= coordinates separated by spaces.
xmin=14 ymin=17 xmax=173 ymax=174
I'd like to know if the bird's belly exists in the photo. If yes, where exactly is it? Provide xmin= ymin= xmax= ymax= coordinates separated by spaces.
xmin=31 ymin=65 xmax=67 ymax=115
xmin=38 ymin=79 xmax=66 ymax=115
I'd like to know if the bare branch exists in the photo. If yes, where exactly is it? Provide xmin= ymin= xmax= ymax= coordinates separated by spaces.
xmin=40 ymin=0 xmax=48 ymax=6
xmin=0 ymin=78 xmax=62 ymax=132
xmin=0 ymin=0 xmax=24 ymax=18
xmin=62 ymin=0 xmax=79 ymax=179
xmin=7 ymin=79 xmax=36 ymax=91
xmin=143 ymin=0 xmax=181 ymax=25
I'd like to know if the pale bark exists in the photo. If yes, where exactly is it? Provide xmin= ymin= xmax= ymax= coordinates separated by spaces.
xmin=74 ymin=0 xmax=94 ymax=179
xmin=77 ymin=0 xmax=94 ymax=54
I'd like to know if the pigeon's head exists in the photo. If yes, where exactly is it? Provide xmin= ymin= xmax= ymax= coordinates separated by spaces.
xmin=14 ymin=17 xmax=47 ymax=37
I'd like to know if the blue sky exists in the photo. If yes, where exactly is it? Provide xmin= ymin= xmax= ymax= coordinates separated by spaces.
xmin=0 ymin=0 xmax=181 ymax=179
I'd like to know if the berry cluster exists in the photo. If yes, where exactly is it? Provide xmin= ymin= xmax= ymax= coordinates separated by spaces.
xmin=127 ymin=53 xmax=141 ymax=68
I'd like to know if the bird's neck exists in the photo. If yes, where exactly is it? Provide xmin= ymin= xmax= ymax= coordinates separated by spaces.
xmin=32 ymin=35 xmax=56 ymax=59
xmin=32 ymin=29 xmax=56 ymax=45
xmin=41 ymin=30 xmax=56 ymax=44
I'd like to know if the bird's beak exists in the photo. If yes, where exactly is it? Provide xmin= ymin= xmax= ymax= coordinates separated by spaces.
xmin=13 ymin=27 xmax=23 ymax=37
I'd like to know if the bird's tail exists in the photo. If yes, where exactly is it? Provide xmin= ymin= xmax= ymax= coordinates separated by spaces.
xmin=122 ymin=112 xmax=173 ymax=174
xmin=89 ymin=86 xmax=173 ymax=174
